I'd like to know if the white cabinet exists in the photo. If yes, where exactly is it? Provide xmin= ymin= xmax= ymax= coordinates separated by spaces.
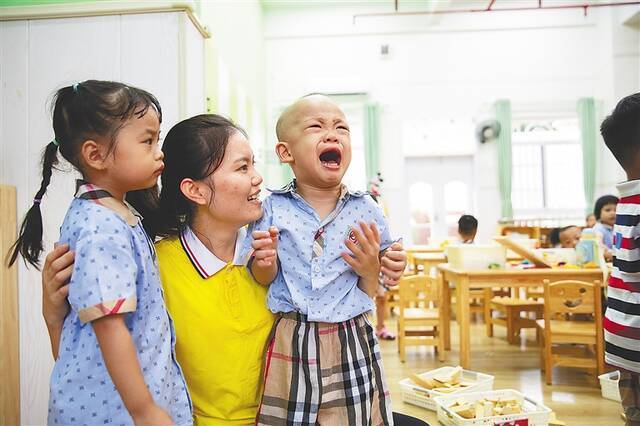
xmin=0 ymin=8 xmax=205 ymax=424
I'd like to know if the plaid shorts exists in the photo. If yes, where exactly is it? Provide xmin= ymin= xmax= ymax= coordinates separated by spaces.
xmin=621 ymin=371 xmax=640 ymax=425
xmin=256 ymin=312 xmax=394 ymax=426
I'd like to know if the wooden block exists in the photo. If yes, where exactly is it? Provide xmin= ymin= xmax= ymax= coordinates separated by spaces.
xmin=452 ymin=403 xmax=475 ymax=419
xmin=434 ymin=365 xmax=462 ymax=385
xmin=501 ymin=404 xmax=522 ymax=415
xmin=499 ymin=397 xmax=520 ymax=406
xmin=410 ymin=373 xmax=436 ymax=390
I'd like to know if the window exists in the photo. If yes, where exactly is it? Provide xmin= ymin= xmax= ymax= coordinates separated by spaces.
xmin=511 ymin=119 xmax=584 ymax=221
xmin=409 ymin=182 xmax=434 ymax=244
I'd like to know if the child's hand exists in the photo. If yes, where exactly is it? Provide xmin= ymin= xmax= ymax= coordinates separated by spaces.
xmin=604 ymin=249 xmax=613 ymax=262
xmin=380 ymin=242 xmax=407 ymax=287
xmin=342 ymin=221 xmax=381 ymax=284
xmin=252 ymin=226 xmax=279 ymax=268
xmin=42 ymin=243 xmax=73 ymax=327
xmin=132 ymin=403 xmax=173 ymax=426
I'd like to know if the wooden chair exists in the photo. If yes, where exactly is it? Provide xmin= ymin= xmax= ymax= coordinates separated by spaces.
xmin=469 ymin=288 xmax=486 ymax=317
xmin=384 ymin=267 xmax=419 ymax=318
xmin=468 ymin=287 xmax=512 ymax=320
xmin=488 ymin=287 xmax=544 ymax=344
xmin=385 ymin=286 xmax=400 ymax=318
xmin=536 ymin=279 xmax=604 ymax=385
xmin=407 ymin=251 xmax=417 ymax=274
xmin=526 ymin=286 xmax=544 ymax=300
xmin=397 ymin=274 xmax=445 ymax=362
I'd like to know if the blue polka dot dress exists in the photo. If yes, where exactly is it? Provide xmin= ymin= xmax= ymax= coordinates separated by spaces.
xmin=48 ymin=183 xmax=192 ymax=426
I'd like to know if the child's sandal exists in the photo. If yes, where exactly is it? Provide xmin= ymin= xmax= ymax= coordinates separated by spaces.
xmin=376 ymin=327 xmax=396 ymax=341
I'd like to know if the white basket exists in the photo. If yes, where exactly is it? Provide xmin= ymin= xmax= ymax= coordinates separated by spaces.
xmin=599 ymin=371 xmax=622 ymax=402
xmin=434 ymin=389 xmax=551 ymax=426
xmin=399 ymin=366 xmax=494 ymax=411
xmin=446 ymin=245 xmax=506 ymax=270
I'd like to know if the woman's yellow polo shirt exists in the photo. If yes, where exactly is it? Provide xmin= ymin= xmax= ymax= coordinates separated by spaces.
xmin=156 ymin=227 xmax=275 ymax=425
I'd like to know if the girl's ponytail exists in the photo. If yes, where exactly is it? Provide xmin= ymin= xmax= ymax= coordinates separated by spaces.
xmin=7 ymin=141 xmax=59 ymax=268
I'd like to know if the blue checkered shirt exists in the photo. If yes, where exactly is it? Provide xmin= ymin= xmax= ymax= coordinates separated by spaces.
xmin=243 ymin=181 xmax=394 ymax=323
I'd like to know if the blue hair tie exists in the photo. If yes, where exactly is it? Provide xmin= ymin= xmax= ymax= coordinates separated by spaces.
xmin=72 ymin=83 xmax=79 ymax=93
xmin=52 ymin=139 xmax=59 ymax=147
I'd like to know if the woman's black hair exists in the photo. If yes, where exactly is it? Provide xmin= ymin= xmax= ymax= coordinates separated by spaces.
xmin=149 ymin=114 xmax=247 ymax=238
xmin=7 ymin=80 xmax=162 ymax=268
xmin=593 ymin=194 xmax=619 ymax=220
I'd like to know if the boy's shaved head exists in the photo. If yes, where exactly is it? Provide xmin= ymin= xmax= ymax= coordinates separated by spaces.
xmin=276 ymin=94 xmax=338 ymax=141
xmin=274 ymin=93 xmax=351 ymax=189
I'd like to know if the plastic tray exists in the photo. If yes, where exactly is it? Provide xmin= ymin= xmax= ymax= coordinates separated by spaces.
xmin=434 ymin=388 xmax=551 ymax=426
xmin=400 ymin=366 xmax=494 ymax=411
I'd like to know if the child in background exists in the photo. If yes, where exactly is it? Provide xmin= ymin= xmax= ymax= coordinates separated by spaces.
xmin=549 ymin=228 xmax=561 ymax=248
xmin=458 ymin=214 xmax=478 ymax=244
xmin=8 ymin=81 xmax=191 ymax=425
xmin=558 ymin=225 xmax=581 ymax=249
xmin=593 ymin=194 xmax=619 ymax=261
xmin=600 ymin=92 xmax=640 ymax=426
xmin=247 ymin=94 xmax=401 ymax=425
xmin=586 ymin=213 xmax=597 ymax=228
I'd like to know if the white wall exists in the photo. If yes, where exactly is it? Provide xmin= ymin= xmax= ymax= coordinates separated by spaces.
xmin=0 ymin=11 xmax=204 ymax=423
xmin=263 ymin=3 xmax=640 ymax=242
xmin=596 ymin=5 xmax=640 ymax=196
xmin=200 ymin=1 xmax=269 ymax=173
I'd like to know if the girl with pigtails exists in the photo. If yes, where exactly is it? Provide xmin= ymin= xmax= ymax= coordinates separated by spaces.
xmin=8 ymin=80 xmax=191 ymax=426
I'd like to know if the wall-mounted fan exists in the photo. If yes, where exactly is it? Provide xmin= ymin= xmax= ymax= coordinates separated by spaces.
xmin=476 ymin=120 xmax=501 ymax=144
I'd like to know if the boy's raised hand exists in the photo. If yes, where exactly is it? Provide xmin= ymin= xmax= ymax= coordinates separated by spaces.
xmin=251 ymin=226 xmax=279 ymax=268
xmin=380 ymin=242 xmax=407 ymax=286
xmin=342 ymin=222 xmax=381 ymax=287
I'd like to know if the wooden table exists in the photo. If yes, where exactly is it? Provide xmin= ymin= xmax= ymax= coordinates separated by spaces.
xmin=406 ymin=245 xmax=444 ymax=254
xmin=406 ymin=246 xmax=444 ymax=273
xmin=436 ymin=263 xmax=607 ymax=369
xmin=413 ymin=252 xmax=524 ymax=275
xmin=412 ymin=252 xmax=446 ymax=274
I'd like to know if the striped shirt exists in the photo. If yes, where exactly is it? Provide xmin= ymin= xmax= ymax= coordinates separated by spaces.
xmin=605 ymin=179 xmax=640 ymax=373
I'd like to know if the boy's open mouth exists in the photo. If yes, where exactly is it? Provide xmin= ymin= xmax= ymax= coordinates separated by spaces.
xmin=319 ymin=148 xmax=342 ymax=169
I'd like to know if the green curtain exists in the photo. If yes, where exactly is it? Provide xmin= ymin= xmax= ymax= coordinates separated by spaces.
xmin=578 ymin=97 xmax=597 ymax=214
xmin=363 ymin=103 xmax=380 ymax=183
xmin=495 ymin=99 xmax=513 ymax=219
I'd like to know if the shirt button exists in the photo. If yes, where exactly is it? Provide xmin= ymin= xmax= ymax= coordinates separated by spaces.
xmin=314 ymin=265 xmax=321 ymax=273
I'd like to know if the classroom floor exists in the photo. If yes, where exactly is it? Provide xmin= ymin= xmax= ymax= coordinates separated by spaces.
xmin=380 ymin=316 xmax=622 ymax=425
